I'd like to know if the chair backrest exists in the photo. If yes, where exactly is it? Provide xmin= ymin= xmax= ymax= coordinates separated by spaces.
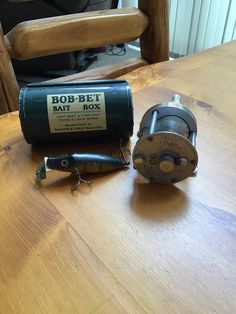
xmin=0 ymin=0 xmax=169 ymax=113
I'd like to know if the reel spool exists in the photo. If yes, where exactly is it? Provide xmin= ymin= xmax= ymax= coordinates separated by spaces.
xmin=132 ymin=95 xmax=198 ymax=183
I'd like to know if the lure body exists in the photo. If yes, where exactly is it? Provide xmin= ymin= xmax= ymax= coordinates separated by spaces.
xmin=36 ymin=153 xmax=129 ymax=181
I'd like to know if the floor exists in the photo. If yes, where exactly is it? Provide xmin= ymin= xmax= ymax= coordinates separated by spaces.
xmin=87 ymin=44 xmax=140 ymax=69
xmin=16 ymin=45 xmax=140 ymax=85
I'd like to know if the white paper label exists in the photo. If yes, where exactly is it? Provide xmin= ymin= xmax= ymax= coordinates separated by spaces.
xmin=47 ymin=92 xmax=106 ymax=133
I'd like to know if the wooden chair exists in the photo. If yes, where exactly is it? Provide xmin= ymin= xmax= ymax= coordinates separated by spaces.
xmin=0 ymin=0 xmax=169 ymax=114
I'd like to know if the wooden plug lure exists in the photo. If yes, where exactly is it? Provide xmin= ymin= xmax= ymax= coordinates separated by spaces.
xmin=36 ymin=153 xmax=130 ymax=192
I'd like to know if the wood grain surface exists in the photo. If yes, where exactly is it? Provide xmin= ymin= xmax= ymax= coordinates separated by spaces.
xmin=0 ymin=42 xmax=236 ymax=313
xmin=5 ymin=8 xmax=149 ymax=60
xmin=139 ymin=0 xmax=169 ymax=63
xmin=0 ymin=26 xmax=19 ymax=113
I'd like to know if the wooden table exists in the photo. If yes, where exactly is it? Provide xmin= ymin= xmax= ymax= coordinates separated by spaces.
xmin=1 ymin=41 xmax=236 ymax=313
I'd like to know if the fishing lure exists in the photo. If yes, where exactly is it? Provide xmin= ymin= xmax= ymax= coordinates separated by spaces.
xmin=36 ymin=153 xmax=130 ymax=192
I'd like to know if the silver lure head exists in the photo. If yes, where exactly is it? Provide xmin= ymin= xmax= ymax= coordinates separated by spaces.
xmin=35 ymin=157 xmax=50 ymax=180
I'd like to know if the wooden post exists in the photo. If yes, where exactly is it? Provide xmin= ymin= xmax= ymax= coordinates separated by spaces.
xmin=0 ymin=25 xmax=19 ymax=113
xmin=138 ymin=0 xmax=169 ymax=64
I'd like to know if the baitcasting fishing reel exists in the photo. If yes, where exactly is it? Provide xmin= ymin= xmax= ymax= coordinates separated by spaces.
xmin=132 ymin=95 xmax=198 ymax=183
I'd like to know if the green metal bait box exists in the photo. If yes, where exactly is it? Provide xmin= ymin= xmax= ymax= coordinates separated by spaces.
xmin=19 ymin=80 xmax=133 ymax=144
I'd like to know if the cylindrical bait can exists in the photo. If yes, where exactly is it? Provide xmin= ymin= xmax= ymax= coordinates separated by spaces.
xmin=19 ymin=80 xmax=133 ymax=144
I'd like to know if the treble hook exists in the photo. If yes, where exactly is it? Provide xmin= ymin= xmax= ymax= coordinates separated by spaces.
xmin=119 ymin=138 xmax=131 ymax=163
xmin=71 ymin=168 xmax=91 ymax=193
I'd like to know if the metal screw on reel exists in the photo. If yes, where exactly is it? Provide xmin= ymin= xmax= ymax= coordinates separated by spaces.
xmin=132 ymin=95 xmax=198 ymax=183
